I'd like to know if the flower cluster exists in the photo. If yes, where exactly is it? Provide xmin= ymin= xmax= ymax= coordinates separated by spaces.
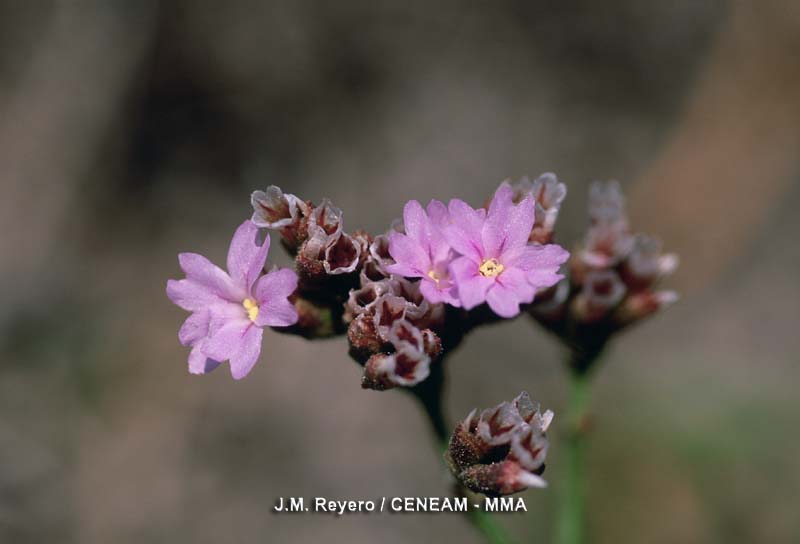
xmin=530 ymin=180 xmax=678 ymax=371
xmin=445 ymin=392 xmax=553 ymax=496
xmin=167 ymin=177 xmax=676 ymax=385
xmin=166 ymin=221 xmax=299 ymax=379
xmin=339 ymin=178 xmax=570 ymax=388
xmin=346 ymin=276 xmax=444 ymax=390
xmin=387 ymin=182 xmax=570 ymax=318
xmin=164 ymin=174 xmax=680 ymax=519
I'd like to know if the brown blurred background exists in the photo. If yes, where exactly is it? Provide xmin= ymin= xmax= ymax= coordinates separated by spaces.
xmin=1 ymin=1 xmax=799 ymax=542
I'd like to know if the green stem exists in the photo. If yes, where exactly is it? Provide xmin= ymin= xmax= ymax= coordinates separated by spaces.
xmin=556 ymin=368 xmax=592 ymax=544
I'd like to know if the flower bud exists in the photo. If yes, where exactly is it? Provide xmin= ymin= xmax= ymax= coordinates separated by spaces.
xmin=530 ymin=173 xmax=568 ymax=244
xmin=508 ymin=425 xmax=549 ymax=473
xmin=619 ymin=234 xmax=679 ymax=291
xmin=391 ymin=277 xmax=446 ymax=329
xmin=251 ymin=186 xmax=311 ymax=250
xmin=347 ymin=313 xmax=384 ymax=361
xmin=367 ymin=233 xmax=396 ymax=277
xmin=373 ymin=294 xmax=410 ymax=341
xmin=579 ymin=222 xmax=635 ymax=271
xmin=323 ymin=232 xmax=362 ymax=275
xmin=458 ymin=460 xmax=548 ymax=497
xmin=445 ymin=410 xmax=489 ymax=474
xmin=361 ymin=345 xmax=431 ymax=390
xmin=294 ymin=200 xmax=364 ymax=290
xmin=588 ymin=180 xmax=627 ymax=226
xmin=420 ymin=328 xmax=442 ymax=359
xmin=513 ymin=391 xmax=554 ymax=433
xmin=344 ymin=280 xmax=395 ymax=322
xmin=571 ymin=269 xmax=627 ymax=323
xmin=446 ymin=392 xmax=552 ymax=496
xmin=614 ymin=290 xmax=679 ymax=328
xmin=476 ymin=401 xmax=525 ymax=446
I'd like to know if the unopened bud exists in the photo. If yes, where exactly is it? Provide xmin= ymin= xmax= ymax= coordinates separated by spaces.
xmin=361 ymin=346 xmax=431 ymax=390
xmin=571 ymin=269 xmax=626 ymax=323
xmin=458 ymin=460 xmax=547 ymax=497
xmin=508 ymin=426 xmax=549 ymax=473
xmin=446 ymin=392 xmax=552 ymax=496
xmin=251 ymin=186 xmax=311 ymax=250
xmin=620 ymin=234 xmax=678 ymax=291
xmin=614 ymin=290 xmax=679 ymax=327
xmin=347 ymin=313 xmax=384 ymax=361
xmin=477 ymin=402 xmax=525 ymax=446
xmin=588 ymin=180 xmax=627 ymax=226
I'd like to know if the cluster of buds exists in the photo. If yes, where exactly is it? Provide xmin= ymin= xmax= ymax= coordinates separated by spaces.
xmin=252 ymin=186 xmax=368 ymax=292
xmin=446 ymin=392 xmax=553 ymax=497
xmin=530 ymin=181 xmax=678 ymax=370
xmin=345 ymin=231 xmax=445 ymax=390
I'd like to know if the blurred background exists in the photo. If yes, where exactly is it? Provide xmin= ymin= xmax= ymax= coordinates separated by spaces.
xmin=1 ymin=1 xmax=799 ymax=542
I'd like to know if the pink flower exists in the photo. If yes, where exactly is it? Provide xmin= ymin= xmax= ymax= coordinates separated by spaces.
xmin=386 ymin=200 xmax=461 ymax=306
xmin=166 ymin=221 xmax=298 ymax=379
xmin=445 ymin=183 xmax=570 ymax=317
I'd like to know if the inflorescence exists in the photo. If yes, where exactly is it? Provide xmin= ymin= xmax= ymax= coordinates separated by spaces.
xmin=166 ymin=173 xmax=677 ymax=497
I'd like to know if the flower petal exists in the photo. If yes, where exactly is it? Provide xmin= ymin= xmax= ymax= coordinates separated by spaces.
xmin=166 ymin=278 xmax=226 ymax=312
xmin=229 ymin=325 xmax=264 ymax=380
xmin=254 ymin=267 xmax=298 ymax=303
xmin=202 ymin=317 xmax=253 ymax=362
xmin=505 ymin=195 xmax=536 ymax=252
xmin=387 ymin=231 xmax=430 ymax=277
xmin=178 ymin=309 xmax=210 ymax=346
xmin=526 ymin=269 xmax=565 ymax=291
xmin=485 ymin=188 xmax=536 ymax=260
xmin=450 ymin=256 xmax=492 ymax=310
xmin=178 ymin=253 xmax=243 ymax=302
xmin=257 ymin=298 xmax=298 ymax=327
xmin=482 ymin=182 xmax=517 ymax=257
xmin=253 ymin=268 xmax=299 ymax=327
xmin=188 ymin=343 xmax=221 ymax=375
xmin=402 ymin=200 xmax=430 ymax=248
xmin=426 ymin=199 xmax=450 ymax=231
xmin=486 ymin=268 xmax=535 ymax=318
xmin=227 ymin=220 xmax=270 ymax=294
xmin=505 ymin=243 xmax=570 ymax=272
xmin=419 ymin=277 xmax=461 ymax=307
xmin=444 ymin=199 xmax=486 ymax=263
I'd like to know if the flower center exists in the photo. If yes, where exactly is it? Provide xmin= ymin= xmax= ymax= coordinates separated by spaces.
xmin=479 ymin=258 xmax=504 ymax=278
xmin=242 ymin=298 xmax=259 ymax=322
xmin=427 ymin=269 xmax=440 ymax=285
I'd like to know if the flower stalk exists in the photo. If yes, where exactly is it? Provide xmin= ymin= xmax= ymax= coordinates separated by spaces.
xmin=555 ymin=352 xmax=598 ymax=544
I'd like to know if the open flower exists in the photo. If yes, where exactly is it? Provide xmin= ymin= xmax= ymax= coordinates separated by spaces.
xmin=386 ymin=200 xmax=460 ymax=306
xmin=445 ymin=183 xmax=570 ymax=317
xmin=166 ymin=221 xmax=298 ymax=379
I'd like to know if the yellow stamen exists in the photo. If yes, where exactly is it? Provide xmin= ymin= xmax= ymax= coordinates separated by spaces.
xmin=479 ymin=258 xmax=504 ymax=278
xmin=243 ymin=298 xmax=259 ymax=322
xmin=427 ymin=269 xmax=440 ymax=285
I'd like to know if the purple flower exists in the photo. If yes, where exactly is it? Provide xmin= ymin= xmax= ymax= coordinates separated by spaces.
xmin=445 ymin=183 xmax=570 ymax=317
xmin=166 ymin=221 xmax=298 ymax=379
xmin=386 ymin=200 xmax=461 ymax=306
